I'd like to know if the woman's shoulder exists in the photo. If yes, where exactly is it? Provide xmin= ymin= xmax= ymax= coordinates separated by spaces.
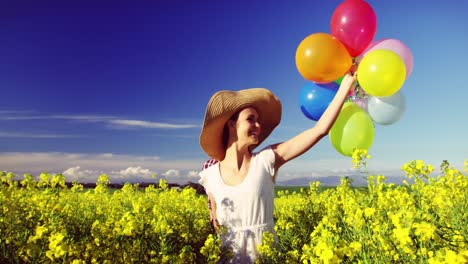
xmin=199 ymin=159 xmax=219 ymax=178
xmin=253 ymin=145 xmax=276 ymax=178
xmin=198 ymin=159 xmax=220 ymax=190
xmin=202 ymin=159 xmax=219 ymax=170
xmin=254 ymin=145 xmax=275 ymax=159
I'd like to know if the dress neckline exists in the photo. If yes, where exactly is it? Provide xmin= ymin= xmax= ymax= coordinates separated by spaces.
xmin=216 ymin=154 xmax=256 ymax=188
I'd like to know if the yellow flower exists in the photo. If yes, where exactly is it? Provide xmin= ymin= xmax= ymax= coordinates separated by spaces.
xmin=390 ymin=213 xmax=401 ymax=228
xmin=28 ymin=225 xmax=48 ymax=243
xmin=393 ymin=227 xmax=412 ymax=247
xmin=200 ymin=234 xmax=221 ymax=262
xmin=413 ymin=222 xmax=436 ymax=241
xmin=349 ymin=241 xmax=362 ymax=252
xmin=444 ymin=249 xmax=461 ymax=263
xmin=320 ymin=248 xmax=335 ymax=262
xmin=159 ymin=178 xmax=168 ymax=190
xmin=352 ymin=149 xmax=371 ymax=169
xmin=364 ymin=207 xmax=375 ymax=218
xmin=415 ymin=160 xmax=424 ymax=170
xmin=418 ymin=247 xmax=427 ymax=256
xmin=46 ymin=233 xmax=68 ymax=260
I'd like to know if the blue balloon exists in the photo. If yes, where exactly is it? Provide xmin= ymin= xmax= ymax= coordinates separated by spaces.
xmin=317 ymin=81 xmax=339 ymax=90
xmin=299 ymin=82 xmax=337 ymax=121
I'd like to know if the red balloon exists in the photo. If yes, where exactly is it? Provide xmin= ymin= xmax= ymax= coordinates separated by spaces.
xmin=331 ymin=0 xmax=377 ymax=57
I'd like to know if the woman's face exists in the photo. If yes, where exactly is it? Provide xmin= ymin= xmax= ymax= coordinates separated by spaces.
xmin=233 ymin=107 xmax=261 ymax=146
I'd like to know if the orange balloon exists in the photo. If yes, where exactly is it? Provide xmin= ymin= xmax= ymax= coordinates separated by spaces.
xmin=295 ymin=33 xmax=353 ymax=83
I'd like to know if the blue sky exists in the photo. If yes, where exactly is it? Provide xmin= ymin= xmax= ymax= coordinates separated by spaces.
xmin=1 ymin=0 xmax=467 ymax=185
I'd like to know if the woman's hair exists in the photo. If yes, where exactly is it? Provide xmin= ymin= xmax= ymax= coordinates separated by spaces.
xmin=222 ymin=110 xmax=241 ymax=149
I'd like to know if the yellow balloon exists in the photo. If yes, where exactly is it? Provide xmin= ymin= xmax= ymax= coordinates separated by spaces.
xmin=330 ymin=102 xmax=374 ymax=156
xmin=357 ymin=49 xmax=406 ymax=97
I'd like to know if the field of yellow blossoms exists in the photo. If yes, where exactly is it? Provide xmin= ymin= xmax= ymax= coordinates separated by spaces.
xmin=1 ymin=150 xmax=467 ymax=263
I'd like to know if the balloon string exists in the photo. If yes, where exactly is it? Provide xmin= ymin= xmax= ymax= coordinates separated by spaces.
xmin=348 ymin=56 xmax=368 ymax=101
xmin=350 ymin=56 xmax=359 ymax=75
xmin=349 ymin=83 xmax=368 ymax=102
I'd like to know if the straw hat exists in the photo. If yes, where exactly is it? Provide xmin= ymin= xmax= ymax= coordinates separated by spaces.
xmin=200 ymin=88 xmax=282 ymax=161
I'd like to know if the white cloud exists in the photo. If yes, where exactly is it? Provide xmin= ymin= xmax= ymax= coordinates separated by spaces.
xmin=109 ymin=119 xmax=198 ymax=129
xmin=158 ymin=169 xmax=203 ymax=183
xmin=0 ymin=111 xmax=198 ymax=130
xmin=98 ymin=153 xmax=115 ymax=158
xmin=63 ymin=166 xmax=104 ymax=183
xmin=51 ymin=115 xmax=115 ymax=122
xmin=0 ymin=132 xmax=80 ymax=138
xmin=62 ymin=165 xmax=158 ymax=184
xmin=0 ymin=113 xmax=114 ymax=121
xmin=0 ymin=152 xmax=201 ymax=184
xmin=187 ymin=170 xmax=199 ymax=179
xmin=108 ymin=166 xmax=157 ymax=183
xmin=0 ymin=110 xmax=34 ymax=114
xmin=162 ymin=169 xmax=180 ymax=177
xmin=115 ymin=166 xmax=153 ymax=178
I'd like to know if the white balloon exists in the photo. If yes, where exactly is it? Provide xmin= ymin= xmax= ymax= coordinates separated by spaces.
xmin=367 ymin=92 xmax=405 ymax=125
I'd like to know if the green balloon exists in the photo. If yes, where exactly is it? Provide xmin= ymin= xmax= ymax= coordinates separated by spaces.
xmin=334 ymin=75 xmax=344 ymax=85
xmin=330 ymin=101 xmax=374 ymax=156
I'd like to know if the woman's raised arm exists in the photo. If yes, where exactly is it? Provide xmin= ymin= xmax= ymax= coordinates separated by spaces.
xmin=272 ymin=72 xmax=357 ymax=169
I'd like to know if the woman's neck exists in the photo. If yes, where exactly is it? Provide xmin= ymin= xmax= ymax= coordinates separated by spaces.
xmin=223 ymin=142 xmax=252 ymax=171
xmin=219 ymin=143 xmax=252 ymax=186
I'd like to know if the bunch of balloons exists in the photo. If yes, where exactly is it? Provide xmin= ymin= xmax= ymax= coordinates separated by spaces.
xmin=296 ymin=0 xmax=413 ymax=156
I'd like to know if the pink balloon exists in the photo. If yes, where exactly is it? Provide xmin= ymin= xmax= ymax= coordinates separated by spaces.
xmin=331 ymin=0 xmax=377 ymax=57
xmin=359 ymin=39 xmax=414 ymax=79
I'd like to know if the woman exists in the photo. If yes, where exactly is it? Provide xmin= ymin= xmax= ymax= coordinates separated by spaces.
xmin=199 ymin=73 xmax=356 ymax=263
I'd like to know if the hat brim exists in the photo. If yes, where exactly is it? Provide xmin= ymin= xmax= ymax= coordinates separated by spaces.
xmin=200 ymin=88 xmax=282 ymax=161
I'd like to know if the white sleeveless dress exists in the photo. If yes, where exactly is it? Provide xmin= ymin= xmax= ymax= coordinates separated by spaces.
xmin=199 ymin=147 xmax=277 ymax=263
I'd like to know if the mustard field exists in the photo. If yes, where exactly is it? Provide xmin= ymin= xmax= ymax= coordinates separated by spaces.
xmin=1 ymin=152 xmax=467 ymax=263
